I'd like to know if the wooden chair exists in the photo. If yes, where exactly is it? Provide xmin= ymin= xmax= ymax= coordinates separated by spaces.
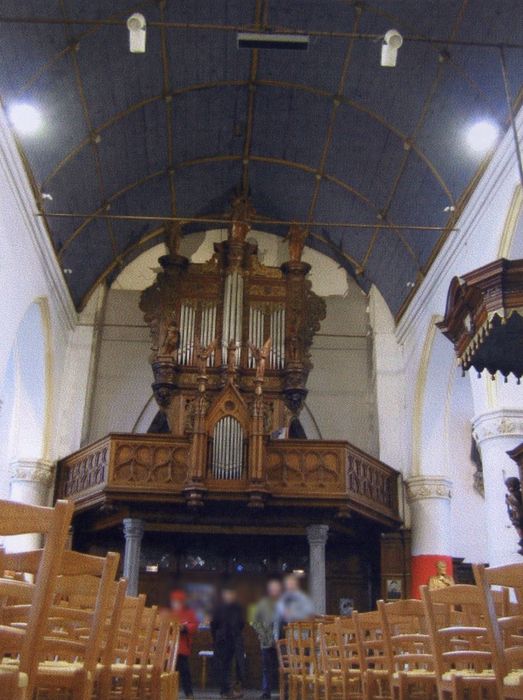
xmin=421 ymin=583 xmax=498 ymax=700
xmin=473 ymin=562 xmax=523 ymax=699
xmin=285 ymin=621 xmax=322 ymax=700
xmin=136 ymin=611 xmax=180 ymax=700
xmin=2 ymin=547 xmax=120 ymax=700
xmin=97 ymin=592 xmax=146 ymax=699
xmin=377 ymin=599 xmax=437 ymax=700
xmin=318 ymin=617 xmax=362 ymax=700
xmin=0 ymin=498 xmax=74 ymax=699
xmin=353 ymin=610 xmax=390 ymax=700
xmin=276 ymin=637 xmax=291 ymax=700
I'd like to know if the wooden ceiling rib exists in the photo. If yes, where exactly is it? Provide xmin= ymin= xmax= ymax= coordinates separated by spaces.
xmin=1 ymin=1 xmax=521 ymax=318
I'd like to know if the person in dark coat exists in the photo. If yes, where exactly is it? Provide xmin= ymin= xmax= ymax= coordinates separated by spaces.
xmin=211 ymin=585 xmax=246 ymax=698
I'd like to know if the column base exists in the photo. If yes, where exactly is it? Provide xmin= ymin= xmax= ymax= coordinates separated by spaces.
xmin=411 ymin=554 xmax=453 ymax=599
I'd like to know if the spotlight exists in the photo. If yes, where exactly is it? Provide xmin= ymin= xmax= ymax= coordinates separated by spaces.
xmin=466 ymin=120 xmax=499 ymax=154
xmin=127 ymin=13 xmax=146 ymax=53
xmin=8 ymin=103 xmax=42 ymax=135
xmin=381 ymin=29 xmax=403 ymax=68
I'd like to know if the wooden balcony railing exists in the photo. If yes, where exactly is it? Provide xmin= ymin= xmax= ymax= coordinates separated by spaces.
xmin=56 ymin=433 xmax=400 ymax=525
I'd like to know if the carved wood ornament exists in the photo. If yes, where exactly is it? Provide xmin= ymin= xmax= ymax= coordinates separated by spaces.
xmin=138 ymin=202 xmax=326 ymax=506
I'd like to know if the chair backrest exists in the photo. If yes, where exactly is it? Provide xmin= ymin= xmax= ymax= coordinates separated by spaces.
xmin=473 ymin=563 xmax=523 ymax=680
xmin=0 ymin=499 xmax=74 ymax=688
xmin=2 ymin=547 xmax=120 ymax=672
xmin=319 ymin=617 xmax=359 ymax=677
xmin=276 ymin=638 xmax=290 ymax=672
xmin=109 ymin=593 xmax=147 ymax=665
xmin=420 ymin=583 xmax=495 ymax=679
xmin=353 ymin=610 xmax=386 ymax=673
xmin=377 ymin=598 xmax=434 ymax=676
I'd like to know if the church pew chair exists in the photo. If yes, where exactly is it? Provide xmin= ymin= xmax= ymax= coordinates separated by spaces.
xmin=353 ymin=610 xmax=390 ymax=700
xmin=473 ymin=562 xmax=523 ymax=699
xmin=276 ymin=638 xmax=291 ymax=700
xmin=377 ymin=598 xmax=437 ymax=700
xmin=0 ymin=498 xmax=74 ymax=699
xmin=318 ymin=617 xmax=362 ymax=700
xmin=2 ymin=547 xmax=119 ymax=700
xmin=421 ymin=583 xmax=498 ymax=700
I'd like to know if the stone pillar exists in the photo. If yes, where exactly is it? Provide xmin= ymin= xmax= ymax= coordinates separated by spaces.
xmin=406 ymin=475 xmax=452 ymax=598
xmin=472 ymin=409 xmax=523 ymax=566
xmin=8 ymin=459 xmax=54 ymax=551
xmin=123 ymin=518 xmax=144 ymax=596
xmin=306 ymin=524 xmax=329 ymax=614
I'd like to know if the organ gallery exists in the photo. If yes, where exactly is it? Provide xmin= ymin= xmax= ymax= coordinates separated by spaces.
xmin=1 ymin=2 xmax=523 ymax=698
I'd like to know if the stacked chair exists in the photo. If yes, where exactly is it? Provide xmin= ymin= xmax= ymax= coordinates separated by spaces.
xmin=0 ymin=498 xmax=180 ymax=700
xmin=280 ymin=563 xmax=523 ymax=700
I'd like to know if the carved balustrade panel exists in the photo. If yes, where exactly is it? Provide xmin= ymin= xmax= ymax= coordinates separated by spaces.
xmin=110 ymin=436 xmax=190 ymax=489
xmin=346 ymin=452 xmax=397 ymax=515
xmin=57 ymin=437 xmax=109 ymax=499
xmin=266 ymin=441 xmax=346 ymax=495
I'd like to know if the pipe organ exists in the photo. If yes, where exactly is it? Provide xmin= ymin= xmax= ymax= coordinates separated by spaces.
xmin=139 ymin=198 xmax=326 ymax=506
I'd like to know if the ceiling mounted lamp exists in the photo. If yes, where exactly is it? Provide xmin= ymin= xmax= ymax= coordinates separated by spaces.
xmin=381 ymin=29 xmax=403 ymax=67
xmin=127 ymin=13 xmax=146 ymax=53
xmin=466 ymin=119 xmax=499 ymax=154
xmin=8 ymin=103 xmax=42 ymax=135
xmin=237 ymin=32 xmax=309 ymax=50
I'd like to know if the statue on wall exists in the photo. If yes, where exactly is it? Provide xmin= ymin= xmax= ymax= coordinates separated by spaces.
xmin=166 ymin=222 xmax=182 ymax=257
xmin=194 ymin=337 xmax=218 ymax=377
xmin=249 ymin=338 xmax=272 ymax=381
xmin=230 ymin=194 xmax=255 ymax=242
xmin=286 ymin=224 xmax=308 ymax=263
xmin=505 ymin=476 xmax=523 ymax=555
xmin=428 ymin=560 xmax=455 ymax=590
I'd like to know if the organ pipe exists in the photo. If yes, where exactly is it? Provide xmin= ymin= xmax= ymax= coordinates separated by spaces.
xmin=211 ymin=416 xmax=245 ymax=479
xmin=222 ymin=272 xmax=243 ymax=365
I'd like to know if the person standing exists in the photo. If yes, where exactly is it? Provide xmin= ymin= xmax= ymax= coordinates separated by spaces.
xmin=211 ymin=584 xmax=246 ymax=699
xmin=273 ymin=573 xmax=315 ymax=640
xmin=252 ymin=576 xmax=282 ymax=699
xmin=170 ymin=590 xmax=199 ymax=699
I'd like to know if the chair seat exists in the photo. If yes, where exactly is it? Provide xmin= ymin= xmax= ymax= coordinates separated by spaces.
xmin=505 ymin=670 xmax=523 ymax=687
xmin=0 ymin=666 xmax=28 ymax=689
xmin=441 ymin=669 xmax=496 ymax=681
xmin=392 ymin=670 xmax=435 ymax=679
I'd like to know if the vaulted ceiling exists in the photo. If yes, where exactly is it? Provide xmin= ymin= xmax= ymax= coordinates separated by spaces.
xmin=1 ymin=1 xmax=522 ymax=316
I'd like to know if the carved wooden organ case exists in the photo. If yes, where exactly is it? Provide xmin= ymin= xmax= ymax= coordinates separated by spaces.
xmin=139 ymin=209 xmax=326 ymax=507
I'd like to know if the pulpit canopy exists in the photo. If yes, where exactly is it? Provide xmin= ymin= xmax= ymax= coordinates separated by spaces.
xmin=437 ymin=259 xmax=523 ymax=381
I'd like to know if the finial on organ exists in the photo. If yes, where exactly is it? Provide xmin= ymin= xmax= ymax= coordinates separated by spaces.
xmin=229 ymin=194 xmax=256 ymax=242
xmin=165 ymin=221 xmax=183 ymax=257
xmin=286 ymin=224 xmax=308 ymax=263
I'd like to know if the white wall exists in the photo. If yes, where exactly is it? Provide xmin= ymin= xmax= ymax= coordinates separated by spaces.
xmin=380 ymin=109 xmax=523 ymax=565
xmin=0 ymin=109 xmax=78 ymax=476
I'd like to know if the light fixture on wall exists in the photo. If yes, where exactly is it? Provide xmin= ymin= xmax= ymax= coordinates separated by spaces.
xmin=466 ymin=120 xmax=499 ymax=154
xmin=8 ymin=103 xmax=42 ymax=135
xmin=381 ymin=29 xmax=403 ymax=67
xmin=127 ymin=13 xmax=147 ymax=53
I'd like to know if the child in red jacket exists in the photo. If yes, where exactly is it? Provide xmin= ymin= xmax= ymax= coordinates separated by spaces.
xmin=170 ymin=590 xmax=199 ymax=698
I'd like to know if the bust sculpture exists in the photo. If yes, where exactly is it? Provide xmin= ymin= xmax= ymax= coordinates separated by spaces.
xmin=428 ymin=560 xmax=455 ymax=590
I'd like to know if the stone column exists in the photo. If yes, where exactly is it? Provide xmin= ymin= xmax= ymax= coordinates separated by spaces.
xmin=472 ymin=409 xmax=523 ymax=566
xmin=123 ymin=518 xmax=144 ymax=596
xmin=306 ymin=524 xmax=329 ymax=614
xmin=9 ymin=458 xmax=54 ymax=551
xmin=406 ymin=475 xmax=452 ymax=598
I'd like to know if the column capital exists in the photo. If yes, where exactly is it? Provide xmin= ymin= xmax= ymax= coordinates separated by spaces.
xmin=306 ymin=523 xmax=329 ymax=545
xmin=472 ymin=409 xmax=523 ymax=445
xmin=9 ymin=458 xmax=54 ymax=486
xmin=123 ymin=518 xmax=144 ymax=540
xmin=406 ymin=475 xmax=452 ymax=503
